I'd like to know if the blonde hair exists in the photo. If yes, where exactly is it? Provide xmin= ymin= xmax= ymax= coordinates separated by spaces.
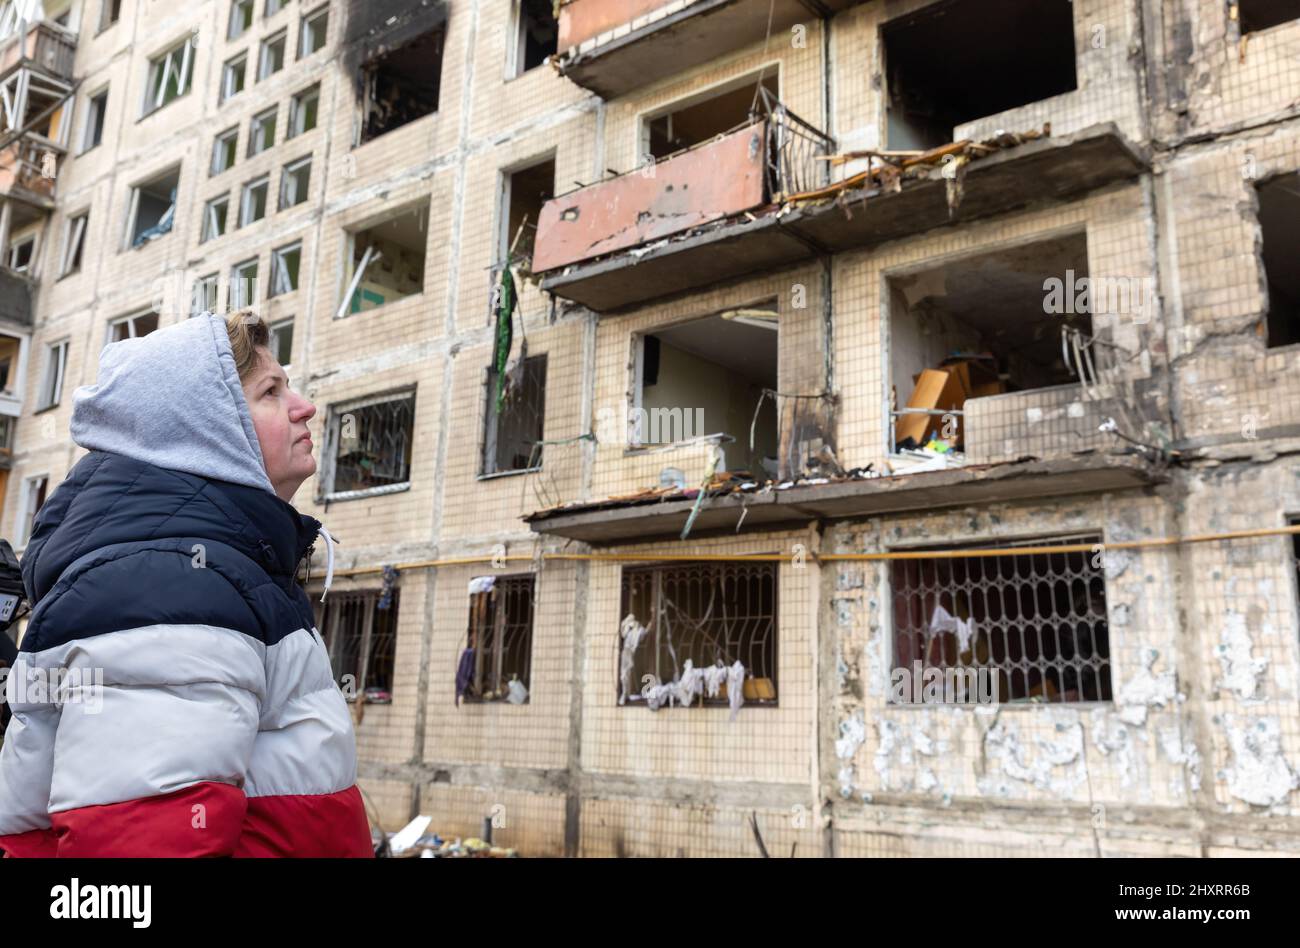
xmin=224 ymin=311 xmax=271 ymax=383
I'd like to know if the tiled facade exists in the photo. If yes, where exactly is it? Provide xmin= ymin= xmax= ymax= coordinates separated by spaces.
xmin=4 ymin=0 xmax=1300 ymax=856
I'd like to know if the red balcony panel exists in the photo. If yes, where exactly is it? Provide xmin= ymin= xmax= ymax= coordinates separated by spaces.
xmin=532 ymin=122 xmax=766 ymax=273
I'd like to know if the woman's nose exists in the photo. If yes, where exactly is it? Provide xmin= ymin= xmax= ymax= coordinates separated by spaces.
xmin=291 ymin=393 xmax=316 ymax=421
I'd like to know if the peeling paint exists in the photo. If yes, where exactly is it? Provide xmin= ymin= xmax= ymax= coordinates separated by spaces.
xmin=1221 ymin=716 xmax=1298 ymax=807
xmin=1115 ymin=647 xmax=1177 ymax=726
xmin=1158 ymin=724 xmax=1203 ymax=794
xmin=977 ymin=713 xmax=1087 ymax=798
xmin=1216 ymin=612 xmax=1267 ymax=701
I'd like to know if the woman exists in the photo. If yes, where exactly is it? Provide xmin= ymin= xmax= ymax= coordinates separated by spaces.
xmin=0 ymin=312 xmax=374 ymax=857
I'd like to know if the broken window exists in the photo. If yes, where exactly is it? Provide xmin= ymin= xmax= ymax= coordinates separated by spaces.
xmin=229 ymin=257 xmax=259 ymax=309
xmin=201 ymin=194 xmax=230 ymax=243
xmin=890 ymin=533 xmax=1111 ymax=705
xmin=37 ymin=339 xmax=67 ymax=410
xmin=889 ymin=232 xmax=1091 ymax=454
xmin=462 ymin=575 xmax=535 ymax=703
xmin=108 ymin=311 xmax=159 ymax=343
xmin=239 ymin=175 xmax=269 ymax=227
xmin=143 ymin=36 xmax=195 ymax=116
xmin=358 ymin=26 xmax=445 ymax=144
xmin=269 ymin=316 xmax=294 ymax=365
xmin=882 ymin=0 xmax=1077 ymax=150
xmin=212 ymin=126 xmax=238 ymax=175
xmin=512 ymin=0 xmax=557 ymax=77
xmin=6 ymin=234 xmax=34 ymax=272
xmin=59 ymin=211 xmax=87 ymax=277
xmin=279 ymin=155 xmax=311 ymax=208
xmin=314 ymin=588 xmax=399 ymax=703
xmin=98 ymin=0 xmax=121 ymax=31
xmin=221 ymin=53 xmax=247 ymax=104
xmin=644 ymin=72 xmax=778 ymax=161
xmin=191 ymin=272 xmax=219 ymax=316
xmin=482 ymin=354 xmax=546 ymax=475
xmin=127 ymin=166 xmax=179 ymax=247
xmin=259 ymin=29 xmax=287 ymax=80
xmin=248 ymin=106 xmax=277 ymax=156
xmin=287 ymin=83 xmax=319 ymax=137
xmin=269 ymin=241 xmax=301 ymax=296
xmin=1257 ymin=173 xmax=1300 ymax=347
xmin=619 ymin=561 xmax=778 ymax=707
xmin=323 ymin=390 xmax=416 ymax=498
xmin=80 ymin=88 xmax=107 ymax=153
xmin=299 ymin=4 xmax=328 ymax=57
xmin=339 ymin=203 xmax=428 ymax=317
xmin=633 ymin=308 xmax=779 ymax=477
xmin=228 ymin=0 xmax=254 ymax=40
xmin=18 ymin=474 xmax=48 ymax=547
xmin=499 ymin=157 xmax=554 ymax=268
xmin=1239 ymin=0 xmax=1300 ymax=34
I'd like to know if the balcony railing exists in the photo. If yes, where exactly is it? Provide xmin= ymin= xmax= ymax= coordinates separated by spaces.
xmin=532 ymin=89 xmax=832 ymax=275
xmin=0 ymin=138 xmax=56 ymax=200
xmin=0 ymin=20 xmax=77 ymax=83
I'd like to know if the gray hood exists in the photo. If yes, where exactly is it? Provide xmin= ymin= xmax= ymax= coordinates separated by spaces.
xmin=70 ymin=312 xmax=276 ymax=494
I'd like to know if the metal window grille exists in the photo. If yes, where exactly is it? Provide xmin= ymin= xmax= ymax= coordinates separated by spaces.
xmin=314 ymin=589 xmax=399 ymax=700
xmin=327 ymin=391 xmax=415 ymax=495
xmin=890 ymin=533 xmax=1111 ymax=705
xmin=482 ymin=354 xmax=546 ymax=474
xmin=619 ymin=561 xmax=778 ymax=706
xmin=463 ymin=575 xmax=535 ymax=702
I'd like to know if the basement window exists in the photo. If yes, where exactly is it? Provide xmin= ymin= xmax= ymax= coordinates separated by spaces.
xmin=127 ymin=166 xmax=179 ymax=248
xmin=633 ymin=307 xmax=778 ymax=477
xmin=644 ymin=72 xmax=778 ymax=161
xmin=340 ymin=204 xmax=428 ymax=316
xmin=619 ymin=561 xmax=778 ymax=708
xmin=511 ymin=0 xmax=557 ymax=77
xmin=315 ymin=588 xmax=399 ymax=703
xmin=482 ymin=354 xmax=547 ymax=476
xmin=889 ymin=232 xmax=1090 ymax=453
xmin=462 ymin=575 xmax=535 ymax=703
xmin=890 ymin=533 xmax=1111 ymax=705
xmin=1238 ymin=1 xmax=1300 ymax=34
xmin=358 ymin=26 xmax=445 ymax=145
xmin=499 ymin=157 xmax=555 ymax=267
xmin=322 ymin=389 xmax=416 ymax=499
xmin=1257 ymin=173 xmax=1300 ymax=347
xmin=882 ymin=0 xmax=1077 ymax=150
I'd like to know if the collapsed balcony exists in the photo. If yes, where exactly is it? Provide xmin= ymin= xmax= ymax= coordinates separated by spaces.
xmin=535 ymin=120 xmax=1148 ymax=313
xmin=554 ymin=0 xmax=857 ymax=98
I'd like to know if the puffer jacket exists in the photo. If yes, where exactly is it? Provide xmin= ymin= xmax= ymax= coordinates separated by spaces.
xmin=0 ymin=314 xmax=374 ymax=857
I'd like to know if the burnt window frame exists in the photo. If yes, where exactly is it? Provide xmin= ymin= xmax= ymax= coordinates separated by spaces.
xmin=617 ymin=560 xmax=780 ymax=709
xmin=312 ymin=587 xmax=400 ymax=703
xmin=480 ymin=352 xmax=547 ymax=478
xmin=356 ymin=25 xmax=447 ymax=146
xmin=319 ymin=387 xmax=418 ymax=502
xmin=887 ymin=532 xmax=1112 ymax=706
xmin=461 ymin=574 xmax=536 ymax=704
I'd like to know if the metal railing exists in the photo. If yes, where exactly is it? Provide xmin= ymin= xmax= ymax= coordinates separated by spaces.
xmin=753 ymin=85 xmax=834 ymax=202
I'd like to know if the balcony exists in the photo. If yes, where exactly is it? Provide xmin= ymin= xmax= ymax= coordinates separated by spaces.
xmin=533 ymin=88 xmax=834 ymax=308
xmin=0 ymin=20 xmax=76 ymax=84
xmin=536 ymin=122 xmax=1149 ymax=312
xmin=555 ymin=0 xmax=858 ymax=98
xmin=0 ymin=139 xmax=57 ymax=205
xmin=526 ymin=453 xmax=1163 ymax=544
xmin=0 ymin=267 xmax=34 ymax=328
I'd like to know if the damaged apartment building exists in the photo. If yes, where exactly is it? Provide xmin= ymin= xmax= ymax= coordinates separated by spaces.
xmin=2 ymin=0 xmax=1300 ymax=857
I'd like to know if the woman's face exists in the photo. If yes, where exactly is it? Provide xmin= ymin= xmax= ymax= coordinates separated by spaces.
xmin=242 ymin=346 xmax=317 ymax=501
